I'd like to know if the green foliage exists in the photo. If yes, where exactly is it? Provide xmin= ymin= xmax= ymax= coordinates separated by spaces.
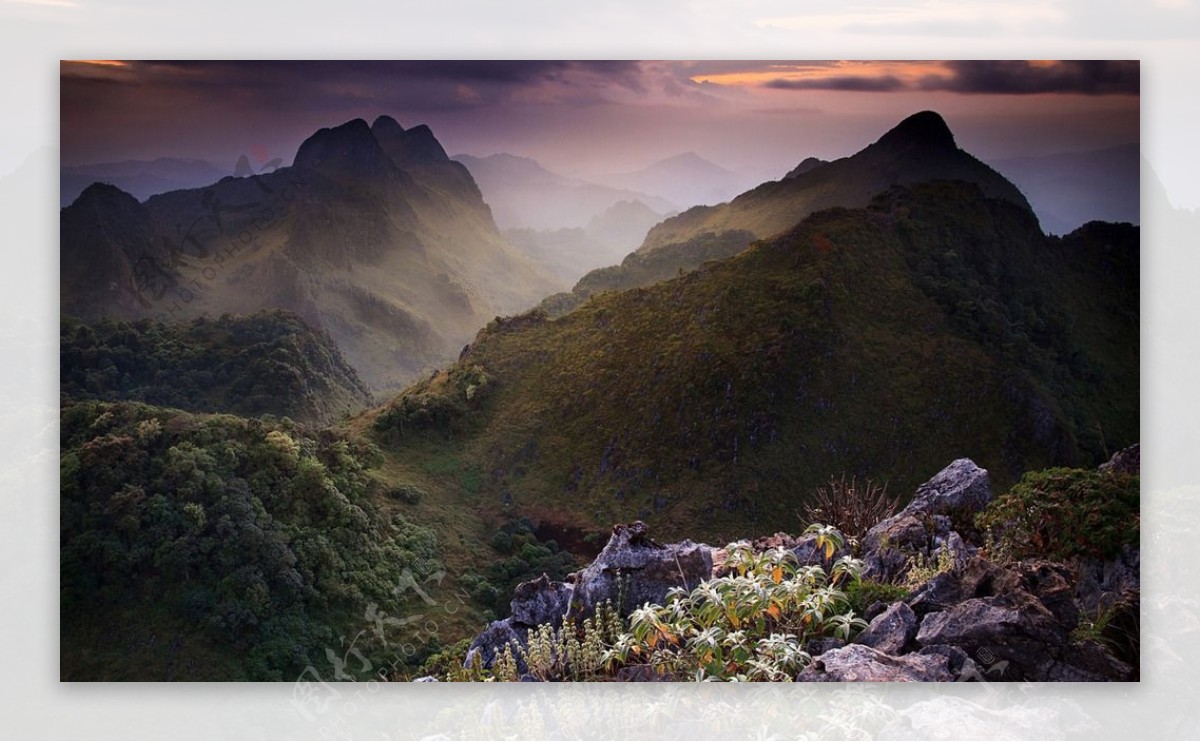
xmin=842 ymin=580 xmax=910 ymax=617
xmin=976 ymin=467 xmax=1139 ymax=563
xmin=60 ymin=400 xmax=441 ymax=680
xmin=902 ymin=548 xmax=955 ymax=590
xmin=462 ymin=519 xmax=579 ymax=619
xmin=373 ymin=364 xmax=493 ymax=441
xmin=375 ymin=182 xmax=1137 ymax=546
xmin=60 ymin=311 xmax=372 ymax=424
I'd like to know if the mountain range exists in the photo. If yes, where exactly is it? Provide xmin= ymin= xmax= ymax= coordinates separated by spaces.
xmin=59 ymin=108 xmax=1140 ymax=681
xmin=60 ymin=157 xmax=227 ymax=207
xmin=60 ymin=116 xmax=561 ymax=393
xmin=453 ymin=153 xmax=676 ymax=230
xmin=542 ymin=111 xmax=1037 ymax=316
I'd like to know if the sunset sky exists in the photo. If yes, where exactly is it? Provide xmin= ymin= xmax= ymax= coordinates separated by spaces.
xmin=60 ymin=60 xmax=1139 ymax=182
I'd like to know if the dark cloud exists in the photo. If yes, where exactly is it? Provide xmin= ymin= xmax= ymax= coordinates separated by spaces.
xmin=924 ymin=60 xmax=1140 ymax=95
xmin=765 ymin=75 xmax=907 ymax=92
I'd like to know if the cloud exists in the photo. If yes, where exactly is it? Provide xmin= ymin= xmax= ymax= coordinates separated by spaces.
xmin=922 ymin=60 xmax=1140 ymax=95
xmin=765 ymin=75 xmax=907 ymax=92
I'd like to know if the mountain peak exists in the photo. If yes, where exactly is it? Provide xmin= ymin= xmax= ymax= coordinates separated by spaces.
xmin=69 ymin=181 xmax=141 ymax=210
xmin=876 ymin=111 xmax=957 ymax=151
xmin=292 ymin=118 xmax=395 ymax=181
xmin=371 ymin=115 xmax=406 ymax=138
xmin=372 ymin=118 xmax=450 ymax=168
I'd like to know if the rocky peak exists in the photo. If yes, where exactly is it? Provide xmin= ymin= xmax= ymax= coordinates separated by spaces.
xmin=374 ymin=121 xmax=451 ymax=168
xmin=784 ymin=156 xmax=829 ymax=180
xmin=874 ymin=110 xmax=958 ymax=152
xmin=292 ymin=118 xmax=396 ymax=183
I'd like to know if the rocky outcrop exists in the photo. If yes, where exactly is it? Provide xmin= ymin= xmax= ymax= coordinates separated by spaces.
xmin=861 ymin=458 xmax=990 ymax=582
xmin=1099 ymin=443 xmax=1140 ymax=475
xmin=465 ymin=456 xmax=1139 ymax=682
xmin=569 ymin=521 xmax=713 ymax=618
xmin=464 ymin=521 xmax=714 ymax=669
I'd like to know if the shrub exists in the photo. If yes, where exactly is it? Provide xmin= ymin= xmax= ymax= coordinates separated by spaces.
xmin=800 ymin=474 xmax=899 ymax=539
xmin=975 ymin=467 xmax=1138 ymax=563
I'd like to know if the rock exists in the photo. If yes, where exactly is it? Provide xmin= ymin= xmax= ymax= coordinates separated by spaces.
xmin=907 ymin=571 xmax=962 ymax=616
xmin=463 ymin=619 xmax=524 ymax=670
xmin=509 ymin=574 xmax=573 ymax=628
xmin=861 ymin=459 xmax=990 ymax=582
xmin=569 ymin=521 xmax=713 ymax=618
xmin=797 ymin=644 xmax=955 ymax=682
xmin=916 ymin=644 xmax=977 ymax=678
xmin=1099 ymin=443 xmax=1139 ymax=475
xmin=805 ymin=637 xmax=846 ymax=658
xmin=1042 ymin=639 xmax=1135 ymax=681
xmin=411 ymin=675 xmax=439 ymax=682
xmin=904 ymin=458 xmax=993 ymax=519
xmin=854 ymin=601 xmax=918 ymax=655
xmin=915 ymin=596 xmax=1068 ymax=681
xmin=1075 ymin=545 xmax=1140 ymax=616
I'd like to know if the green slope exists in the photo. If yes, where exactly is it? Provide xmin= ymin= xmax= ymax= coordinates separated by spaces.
xmin=61 ymin=309 xmax=373 ymax=425
xmin=372 ymin=182 xmax=1138 ymax=544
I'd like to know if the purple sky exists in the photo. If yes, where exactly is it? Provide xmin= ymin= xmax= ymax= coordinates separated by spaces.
xmin=60 ymin=60 xmax=1139 ymax=181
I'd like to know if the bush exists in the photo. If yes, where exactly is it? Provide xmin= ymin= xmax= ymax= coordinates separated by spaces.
xmin=975 ymin=467 xmax=1138 ymax=563
xmin=800 ymin=474 xmax=899 ymax=539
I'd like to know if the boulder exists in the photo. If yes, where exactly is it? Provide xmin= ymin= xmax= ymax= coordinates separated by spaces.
xmin=854 ymin=601 xmax=918 ymax=655
xmin=509 ymin=574 xmax=573 ymax=627
xmin=797 ymin=644 xmax=956 ymax=682
xmin=1099 ymin=443 xmax=1140 ymax=475
xmin=569 ymin=521 xmax=713 ymax=618
xmin=805 ymin=637 xmax=846 ymax=658
xmin=463 ymin=619 xmax=525 ymax=670
xmin=861 ymin=459 xmax=991 ymax=582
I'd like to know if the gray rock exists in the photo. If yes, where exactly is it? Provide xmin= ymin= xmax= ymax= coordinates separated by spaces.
xmin=570 ymin=521 xmax=713 ymax=618
xmin=1099 ymin=443 xmax=1139 ymax=475
xmin=509 ymin=574 xmax=573 ymax=628
xmin=917 ymin=644 xmax=977 ymax=678
xmin=1042 ymin=640 xmax=1135 ymax=682
xmin=1075 ymin=545 xmax=1140 ymax=616
xmin=463 ymin=619 xmax=524 ymax=670
xmin=861 ymin=459 xmax=990 ymax=582
xmin=797 ymin=644 xmax=955 ymax=682
xmin=411 ymin=675 xmax=439 ymax=682
xmin=854 ymin=601 xmax=918 ymax=655
xmin=904 ymin=458 xmax=993 ymax=519
xmin=805 ymin=637 xmax=846 ymax=658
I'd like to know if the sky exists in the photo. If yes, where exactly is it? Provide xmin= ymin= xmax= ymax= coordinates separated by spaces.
xmin=60 ymin=60 xmax=1139 ymax=183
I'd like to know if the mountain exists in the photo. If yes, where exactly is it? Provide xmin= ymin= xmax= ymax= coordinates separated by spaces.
xmin=60 ymin=310 xmax=373 ymax=425
xmin=592 ymin=151 xmax=753 ymax=210
xmin=504 ymin=199 xmax=669 ymax=285
xmin=543 ymin=111 xmax=1036 ymax=316
xmin=61 ymin=157 xmax=227 ymax=206
xmin=453 ymin=153 xmax=676 ymax=230
xmin=59 ymin=116 xmax=562 ymax=392
xmin=371 ymin=181 xmax=1137 ymax=545
xmin=992 ymin=144 xmax=1139 ymax=235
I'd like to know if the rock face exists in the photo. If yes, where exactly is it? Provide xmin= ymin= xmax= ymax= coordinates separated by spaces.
xmin=464 ymin=521 xmax=713 ymax=669
xmin=569 ymin=521 xmax=713 ymax=618
xmin=862 ymin=458 xmax=990 ymax=582
xmin=1099 ymin=443 xmax=1140 ymax=475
